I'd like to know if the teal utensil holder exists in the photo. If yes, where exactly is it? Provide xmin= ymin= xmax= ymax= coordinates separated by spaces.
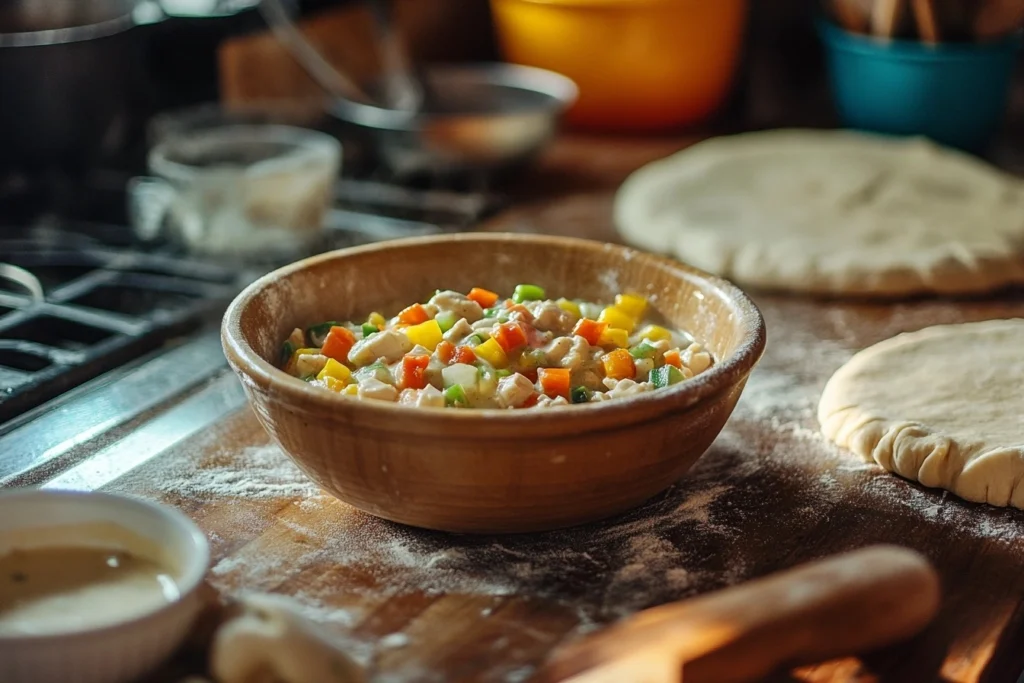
xmin=818 ymin=20 xmax=1021 ymax=153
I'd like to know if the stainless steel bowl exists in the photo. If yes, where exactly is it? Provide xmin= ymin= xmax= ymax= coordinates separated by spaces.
xmin=329 ymin=63 xmax=578 ymax=176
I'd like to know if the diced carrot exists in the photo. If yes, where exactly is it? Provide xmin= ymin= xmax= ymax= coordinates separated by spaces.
xmin=538 ymin=367 xmax=571 ymax=399
xmin=436 ymin=340 xmax=455 ymax=365
xmin=398 ymin=303 xmax=430 ymax=325
xmin=400 ymin=354 xmax=430 ymax=390
xmin=493 ymin=322 xmax=528 ymax=353
xmin=453 ymin=345 xmax=477 ymax=365
xmin=572 ymin=318 xmax=607 ymax=346
xmin=664 ymin=348 xmax=682 ymax=369
xmin=503 ymin=300 xmax=535 ymax=322
xmin=321 ymin=326 xmax=356 ymax=362
xmin=521 ymin=393 xmax=540 ymax=408
xmin=467 ymin=287 xmax=499 ymax=308
xmin=602 ymin=349 xmax=635 ymax=381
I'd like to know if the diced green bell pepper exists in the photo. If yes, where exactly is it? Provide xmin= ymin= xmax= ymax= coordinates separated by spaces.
xmin=280 ymin=340 xmax=296 ymax=366
xmin=361 ymin=323 xmax=379 ymax=338
xmin=650 ymin=365 xmax=685 ymax=388
xmin=570 ymin=386 xmax=591 ymax=404
xmin=629 ymin=342 xmax=658 ymax=360
xmin=512 ymin=283 xmax=546 ymax=303
xmin=445 ymin=384 xmax=468 ymax=407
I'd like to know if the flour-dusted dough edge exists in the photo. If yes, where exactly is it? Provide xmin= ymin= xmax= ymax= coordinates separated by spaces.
xmin=818 ymin=320 xmax=1024 ymax=508
xmin=614 ymin=129 xmax=1024 ymax=297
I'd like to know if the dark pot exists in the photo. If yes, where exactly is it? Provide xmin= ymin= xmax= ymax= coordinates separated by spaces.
xmin=0 ymin=0 xmax=147 ymax=173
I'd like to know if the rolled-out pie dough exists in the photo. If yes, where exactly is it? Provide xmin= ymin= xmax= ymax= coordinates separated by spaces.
xmin=818 ymin=319 xmax=1024 ymax=508
xmin=614 ymin=129 xmax=1024 ymax=297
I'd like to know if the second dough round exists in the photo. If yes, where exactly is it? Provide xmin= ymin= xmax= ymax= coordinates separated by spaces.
xmin=614 ymin=129 xmax=1024 ymax=297
xmin=818 ymin=319 xmax=1024 ymax=508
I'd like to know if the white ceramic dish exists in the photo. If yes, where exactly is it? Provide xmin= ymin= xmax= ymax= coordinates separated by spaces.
xmin=0 ymin=489 xmax=210 ymax=683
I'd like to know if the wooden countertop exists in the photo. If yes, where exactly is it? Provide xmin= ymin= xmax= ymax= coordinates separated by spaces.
xmin=123 ymin=133 xmax=1024 ymax=682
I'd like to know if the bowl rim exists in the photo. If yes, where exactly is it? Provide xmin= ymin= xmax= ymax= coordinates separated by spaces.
xmin=330 ymin=62 xmax=579 ymax=132
xmin=0 ymin=489 xmax=210 ymax=643
xmin=222 ymin=233 xmax=766 ymax=430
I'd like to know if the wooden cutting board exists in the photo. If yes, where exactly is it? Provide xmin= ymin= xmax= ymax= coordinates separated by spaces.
xmin=62 ymin=133 xmax=1024 ymax=682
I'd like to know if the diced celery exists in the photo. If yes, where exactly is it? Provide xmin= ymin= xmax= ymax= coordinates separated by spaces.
xmin=512 ymin=284 xmax=546 ymax=303
xmin=467 ymin=334 xmax=485 ymax=346
xmin=629 ymin=342 xmax=657 ymax=360
xmin=436 ymin=310 xmax=458 ymax=333
xmin=445 ymin=384 xmax=468 ymax=407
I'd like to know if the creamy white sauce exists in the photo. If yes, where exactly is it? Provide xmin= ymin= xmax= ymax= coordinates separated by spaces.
xmin=0 ymin=544 xmax=179 ymax=637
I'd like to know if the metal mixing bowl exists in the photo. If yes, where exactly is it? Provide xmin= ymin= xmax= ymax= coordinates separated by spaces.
xmin=329 ymin=63 xmax=578 ymax=176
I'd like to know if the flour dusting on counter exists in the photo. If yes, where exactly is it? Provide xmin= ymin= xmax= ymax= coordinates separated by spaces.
xmin=153 ymin=444 xmax=324 ymax=500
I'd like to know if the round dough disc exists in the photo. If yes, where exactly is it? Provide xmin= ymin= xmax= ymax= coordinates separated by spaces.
xmin=818 ymin=319 xmax=1024 ymax=508
xmin=614 ymin=129 xmax=1024 ymax=297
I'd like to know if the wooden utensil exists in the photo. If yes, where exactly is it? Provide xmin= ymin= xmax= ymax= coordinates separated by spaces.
xmin=911 ymin=0 xmax=942 ymax=42
xmin=872 ymin=0 xmax=906 ymax=37
xmin=543 ymin=545 xmax=940 ymax=683
xmin=832 ymin=0 xmax=875 ymax=33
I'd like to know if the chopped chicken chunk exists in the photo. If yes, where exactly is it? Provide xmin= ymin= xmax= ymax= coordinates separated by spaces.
xmin=527 ymin=301 xmax=576 ymax=335
xmin=348 ymin=329 xmax=412 ymax=365
xmin=357 ymin=377 xmax=398 ymax=402
xmin=294 ymin=353 xmax=328 ymax=378
xmin=398 ymin=385 xmax=445 ymax=408
xmin=443 ymin=318 xmax=474 ymax=343
xmin=682 ymin=343 xmax=712 ymax=375
xmin=429 ymin=290 xmax=484 ymax=323
xmin=535 ymin=395 xmax=569 ymax=408
xmin=497 ymin=373 xmax=535 ymax=409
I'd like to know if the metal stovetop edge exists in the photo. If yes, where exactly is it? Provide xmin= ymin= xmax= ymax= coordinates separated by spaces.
xmin=0 ymin=328 xmax=243 ymax=486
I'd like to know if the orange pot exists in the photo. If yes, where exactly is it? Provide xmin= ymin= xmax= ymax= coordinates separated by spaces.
xmin=490 ymin=0 xmax=748 ymax=131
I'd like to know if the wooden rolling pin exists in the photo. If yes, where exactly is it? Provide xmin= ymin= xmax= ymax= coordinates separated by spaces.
xmin=543 ymin=545 xmax=940 ymax=683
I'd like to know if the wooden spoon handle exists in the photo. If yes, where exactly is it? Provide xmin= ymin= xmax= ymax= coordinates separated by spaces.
xmin=545 ymin=545 xmax=940 ymax=683
xmin=872 ymin=0 xmax=906 ymax=37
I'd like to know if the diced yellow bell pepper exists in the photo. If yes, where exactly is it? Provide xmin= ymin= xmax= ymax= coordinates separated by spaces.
xmin=474 ymin=337 xmax=509 ymax=368
xmin=343 ymin=383 xmax=359 ymax=396
xmin=405 ymin=319 xmax=443 ymax=350
xmin=368 ymin=312 xmax=386 ymax=329
xmin=598 ymin=327 xmax=629 ymax=348
xmin=317 ymin=358 xmax=352 ymax=383
xmin=636 ymin=324 xmax=672 ymax=342
xmin=602 ymin=349 xmax=636 ymax=380
xmin=614 ymin=294 xmax=648 ymax=319
xmin=598 ymin=306 xmax=636 ymax=333
xmin=324 ymin=376 xmax=346 ymax=392
xmin=556 ymin=298 xmax=581 ymax=318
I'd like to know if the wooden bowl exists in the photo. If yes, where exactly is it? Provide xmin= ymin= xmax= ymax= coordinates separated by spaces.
xmin=221 ymin=234 xmax=766 ymax=533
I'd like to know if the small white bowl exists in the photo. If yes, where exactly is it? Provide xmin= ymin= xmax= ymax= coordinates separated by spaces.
xmin=0 ymin=489 xmax=210 ymax=683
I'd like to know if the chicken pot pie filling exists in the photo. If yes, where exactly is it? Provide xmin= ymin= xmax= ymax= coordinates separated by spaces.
xmin=279 ymin=286 xmax=713 ymax=409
